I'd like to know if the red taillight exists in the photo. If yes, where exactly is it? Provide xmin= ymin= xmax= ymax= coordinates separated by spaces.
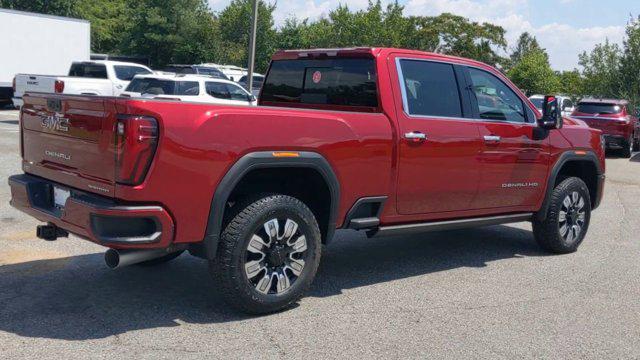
xmin=114 ymin=115 xmax=158 ymax=185
xmin=54 ymin=80 xmax=65 ymax=93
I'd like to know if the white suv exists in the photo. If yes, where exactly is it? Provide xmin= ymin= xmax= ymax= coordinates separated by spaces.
xmin=529 ymin=95 xmax=575 ymax=117
xmin=121 ymin=74 xmax=257 ymax=106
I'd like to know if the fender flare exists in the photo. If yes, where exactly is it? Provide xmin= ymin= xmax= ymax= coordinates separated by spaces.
xmin=203 ymin=151 xmax=340 ymax=259
xmin=536 ymin=150 xmax=604 ymax=221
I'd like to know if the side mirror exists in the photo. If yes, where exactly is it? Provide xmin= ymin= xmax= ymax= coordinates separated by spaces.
xmin=539 ymin=95 xmax=563 ymax=130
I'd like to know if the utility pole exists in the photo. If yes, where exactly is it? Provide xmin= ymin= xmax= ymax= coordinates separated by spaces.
xmin=247 ymin=0 xmax=259 ymax=93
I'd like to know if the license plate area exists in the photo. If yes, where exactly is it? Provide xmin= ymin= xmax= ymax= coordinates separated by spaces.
xmin=53 ymin=186 xmax=71 ymax=209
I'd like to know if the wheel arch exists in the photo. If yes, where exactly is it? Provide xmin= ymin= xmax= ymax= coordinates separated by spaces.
xmin=203 ymin=151 xmax=340 ymax=259
xmin=537 ymin=150 xmax=603 ymax=221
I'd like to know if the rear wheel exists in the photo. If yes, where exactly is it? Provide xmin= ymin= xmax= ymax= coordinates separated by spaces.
xmin=633 ymin=133 xmax=639 ymax=152
xmin=212 ymin=194 xmax=321 ymax=314
xmin=621 ymin=136 xmax=633 ymax=158
xmin=533 ymin=177 xmax=591 ymax=254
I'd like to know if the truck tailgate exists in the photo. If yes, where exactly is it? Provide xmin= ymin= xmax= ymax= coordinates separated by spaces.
xmin=15 ymin=74 xmax=57 ymax=98
xmin=20 ymin=93 xmax=118 ymax=197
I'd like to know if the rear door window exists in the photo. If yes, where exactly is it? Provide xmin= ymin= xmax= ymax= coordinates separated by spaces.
xmin=398 ymin=59 xmax=463 ymax=118
xmin=68 ymin=63 xmax=108 ymax=79
xmin=125 ymin=78 xmax=199 ymax=95
xmin=261 ymin=58 xmax=378 ymax=111
xmin=206 ymin=82 xmax=250 ymax=101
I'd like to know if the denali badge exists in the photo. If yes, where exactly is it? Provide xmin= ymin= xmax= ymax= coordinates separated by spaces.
xmin=502 ymin=182 xmax=539 ymax=188
xmin=44 ymin=150 xmax=71 ymax=161
xmin=41 ymin=114 xmax=69 ymax=132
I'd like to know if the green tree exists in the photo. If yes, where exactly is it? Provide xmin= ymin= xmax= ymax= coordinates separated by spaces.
xmin=118 ymin=0 xmax=219 ymax=67
xmin=216 ymin=0 xmax=277 ymax=72
xmin=75 ymin=0 xmax=127 ymax=54
xmin=578 ymin=40 xmax=622 ymax=99
xmin=619 ymin=16 xmax=640 ymax=110
xmin=509 ymin=32 xmax=543 ymax=68
xmin=557 ymin=70 xmax=585 ymax=101
xmin=508 ymin=49 xmax=560 ymax=96
xmin=0 ymin=0 xmax=78 ymax=17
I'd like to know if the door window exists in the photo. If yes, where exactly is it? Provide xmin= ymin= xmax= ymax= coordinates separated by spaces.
xmin=398 ymin=59 xmax=463 ymax=118
xmin=206 ymin=82 xmax=251 ymax=101
xmin=468 ymin=68 xmax=526 ymax=123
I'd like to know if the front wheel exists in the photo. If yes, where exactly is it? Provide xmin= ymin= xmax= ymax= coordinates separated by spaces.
xmin=533 ymin=177 xmax=591 ymax=254
xmin=621 ymin=136 xmax=633 ymax=158
xmin=211 ymin=194 xmax=321 ymax=314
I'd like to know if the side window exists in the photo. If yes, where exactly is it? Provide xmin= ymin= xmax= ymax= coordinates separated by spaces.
xmin=398 ymin=59 xmax=463 ymax=118
xmin=226 ymin=84 xmax=251 ymax=101
xmin=562 ymin=99 xmax=573 ymax=110
xmin=175 ymin=81 xmax=199 ymax=95
xmin=206 ymin=82 xmax=231 ymax=99
xmin=468 ymin=68 xmax=526 ymax=123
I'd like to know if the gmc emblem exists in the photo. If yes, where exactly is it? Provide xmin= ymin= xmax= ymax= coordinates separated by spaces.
xmin=41 ymin=114 xmax=70 ymax=132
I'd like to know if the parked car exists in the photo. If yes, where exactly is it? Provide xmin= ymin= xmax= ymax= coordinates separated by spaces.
xmin=238 ymin=74 xmax=265 ymax=96
xmin=200 ymin=63 xmax=247 ymax=81
xmin=530 ymin=95 xmax=574 ymax=117
xmin=121 ymin=74 xmax=257 ymax=106
xmin=10 ymin=48 xmax=605 ymax=315
xmin=571 ymin=98 xmax=640 ymax=157
xmin=12 ymin=60 xmax=152 ymax=107
xmin=161 ymin=64 xmax=229 ymax=80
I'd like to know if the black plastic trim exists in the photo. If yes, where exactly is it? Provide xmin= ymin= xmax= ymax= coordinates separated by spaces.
xmin=342 ymin=196 xmax=387 ymax=230
xmin=536 ymin=150 xmax=604 ymax=220
xmin=203 ymin=151 xmax=340 ymax=259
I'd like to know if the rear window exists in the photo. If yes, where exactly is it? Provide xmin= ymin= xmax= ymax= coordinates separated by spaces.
xmin=260 ymin=58 xmax=378 ymax=111
xmin=114 ymin=66 xmax=152 ymax=81
xmin=576 ymin=103 xmax=623 ymax=115
xmin=125 ymin=78 xmax=200 ymax=95
xmin=68 ymin=63 xmax=108 ymax=79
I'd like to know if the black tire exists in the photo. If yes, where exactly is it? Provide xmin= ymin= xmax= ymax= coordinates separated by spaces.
xmin=633 ymin=134 xmax=639 ymax=152
xmin=211 ymin=194 xmax=321 ymax=314
xmin=533 ymin=177 xmax=591 ymax=254
xmin=621 ymin=136 xmax=633 ymax=158
xmin=136 ymin=250 xmax=185 ymax=266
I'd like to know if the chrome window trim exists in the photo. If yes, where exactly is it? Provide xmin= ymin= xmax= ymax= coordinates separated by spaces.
xmin=395 ymin=56 xmax=538 ymax=126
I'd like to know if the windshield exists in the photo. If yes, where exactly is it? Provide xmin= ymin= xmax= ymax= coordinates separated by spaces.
xmin=576 ymin=103 xmax=622 ymax=115
xmin=114 ymin=65 xmax=152 ymax=81
xmin=125 ymin=78 xmax=200 ymax=95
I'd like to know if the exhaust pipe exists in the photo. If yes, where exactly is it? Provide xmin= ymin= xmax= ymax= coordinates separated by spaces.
xmin=104 ymin=248 xmax=177 ymax=269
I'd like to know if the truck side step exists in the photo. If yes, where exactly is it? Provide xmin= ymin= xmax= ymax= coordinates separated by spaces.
xmin=369 ymin=213 xmax=533 ymax=238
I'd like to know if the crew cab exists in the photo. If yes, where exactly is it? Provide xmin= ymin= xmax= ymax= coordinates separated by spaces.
xmin=571 ymin=98 xmax=639 ymax=157
xmin=12 ymin=60 xmax=153 ymax=107
xmin=9 ymin=48 xmax=605 ymax=314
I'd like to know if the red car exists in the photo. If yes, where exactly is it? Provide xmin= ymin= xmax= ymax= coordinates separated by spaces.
xmin=9 ymin=48 xmax=605 ymax=314
xmin=571 ymin=98 xmax=640 ymax=157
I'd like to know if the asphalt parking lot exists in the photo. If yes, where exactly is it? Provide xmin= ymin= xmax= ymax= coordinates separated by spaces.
xmin=0 ymin=109 xmax=639 ymax=359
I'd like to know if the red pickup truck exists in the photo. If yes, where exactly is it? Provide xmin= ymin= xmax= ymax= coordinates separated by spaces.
xmin=571 ymin=98 xmax=639 ymax=158
xmin=9 ymin=48 xmax=605 ymax=314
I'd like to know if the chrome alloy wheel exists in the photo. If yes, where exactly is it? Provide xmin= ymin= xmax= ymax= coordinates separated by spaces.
xmin=244 ymin=218 xmax=308 ymax=295
xmin=558 ymin=191 xmax=586 ymax=243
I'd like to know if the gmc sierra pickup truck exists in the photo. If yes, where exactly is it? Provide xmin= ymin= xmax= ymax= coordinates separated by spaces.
xmin=9 ymin=48 xmax=605 ymax=314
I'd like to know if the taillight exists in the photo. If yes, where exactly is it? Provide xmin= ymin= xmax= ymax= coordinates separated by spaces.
xmin=114 ymin=115 xmax=158 ymax=185
xmin=54 ymin=80 xmax=65 ymax=93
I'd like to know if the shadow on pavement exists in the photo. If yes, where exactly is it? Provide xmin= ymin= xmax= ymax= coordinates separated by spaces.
xmin=0 ymin=225 xmax=544 ymax=340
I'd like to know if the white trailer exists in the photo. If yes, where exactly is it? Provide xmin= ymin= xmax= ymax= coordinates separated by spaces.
xmin=0 ymin=9 xmax=90 ymax=106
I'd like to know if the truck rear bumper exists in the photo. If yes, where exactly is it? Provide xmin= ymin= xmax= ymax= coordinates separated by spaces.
xmin=11 ymin=97 xmax=23 ymax=108
xmin=8 ymin=174 xmax=175 ymax=249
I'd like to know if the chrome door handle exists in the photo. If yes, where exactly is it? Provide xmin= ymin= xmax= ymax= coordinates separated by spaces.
xmin=404 ymin=132 xmax=427 ymax=140
xmin=483 ymin=135 xmax=501 ymax=142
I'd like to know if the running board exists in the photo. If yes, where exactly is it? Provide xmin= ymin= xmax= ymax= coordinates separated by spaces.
xmin=369 ymin=213 xmax=533 ymax=237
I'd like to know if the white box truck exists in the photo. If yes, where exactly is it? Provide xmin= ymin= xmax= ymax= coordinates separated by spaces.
xmin=0 ymin=9 xmax=90 ymax=107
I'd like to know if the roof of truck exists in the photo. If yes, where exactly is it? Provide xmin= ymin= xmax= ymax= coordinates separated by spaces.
xmin=271 ymin=47 xmax=492 ymax=69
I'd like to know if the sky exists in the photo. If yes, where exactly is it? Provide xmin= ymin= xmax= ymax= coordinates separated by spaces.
xmin=208 ymin=0 xmax=639 ymax=71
